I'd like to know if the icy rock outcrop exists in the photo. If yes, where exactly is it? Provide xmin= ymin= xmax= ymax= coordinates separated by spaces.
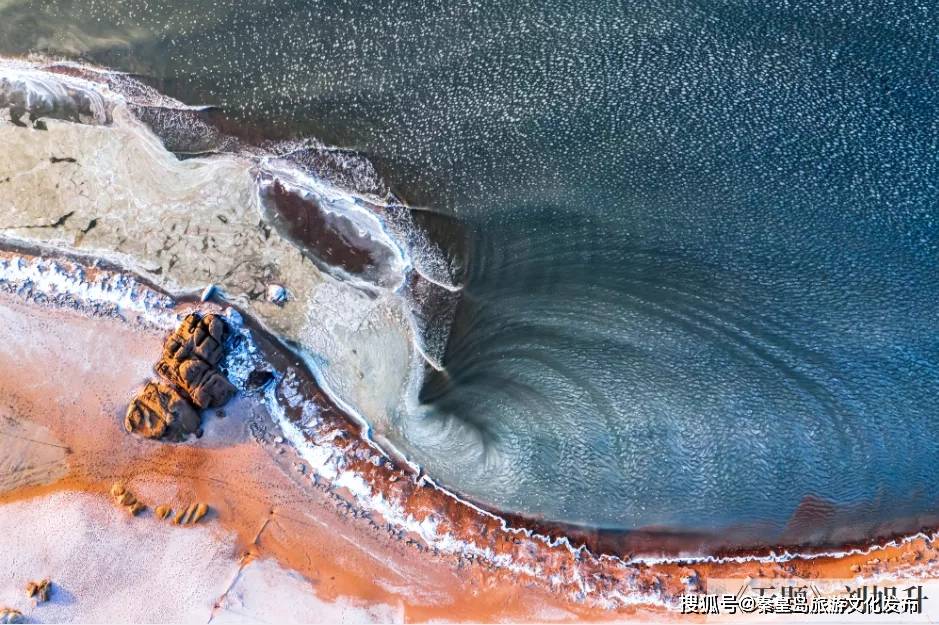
xmin=125 ymin=313 xmax=236 ymax=440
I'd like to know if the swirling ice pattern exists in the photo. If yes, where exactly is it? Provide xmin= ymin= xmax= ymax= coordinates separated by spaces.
xmin=2 ymin=0 xmax=938 ymax=541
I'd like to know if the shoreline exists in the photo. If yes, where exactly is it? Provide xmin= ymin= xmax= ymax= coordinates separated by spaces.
xmin=7 ymin=231 xmax=934 ymax=564
xmin=0 ymin=244 xmax=665 ymax=619
xmin=1 ymin=243 xmax=939 ymax=622
xmin=4 ymin=50 xmax=939 ymax=563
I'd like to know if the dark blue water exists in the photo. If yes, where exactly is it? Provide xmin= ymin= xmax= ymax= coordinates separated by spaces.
xmin=4 ymin=0 xmax=938 ymax=544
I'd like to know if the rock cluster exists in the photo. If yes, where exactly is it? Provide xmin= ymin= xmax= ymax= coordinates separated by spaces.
xmin=125 ymin=312 xmax=236 ymax=440
xmin=110 ymin=482 xmax=146 ymax=515
xmin=26 ymin=579 xmax=51 ymax=603
xmin=153 ymin=501 xmax=209 ymax=525
xmin=174 ymin=502 xmax=209 ymax=525
xmin=0 ymin=608 xmax=23 ymax=624
xmin=124 ymin=381 xmax=200 ymax=439
xmin=156 ymin=313 xmax=234 ymax=408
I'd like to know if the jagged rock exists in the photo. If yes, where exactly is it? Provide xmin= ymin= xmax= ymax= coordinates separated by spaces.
xmin=125 ymin=381 xmax=201 ymax=439
xmin=173 ymin=501 xmax=209 ymax=525
xmin=125 ymin=312 xmax=236 ymax=441
xmin=155 ymin=313 xmax=236 ymax=409
xmin=173 ymin=506 xmax=188 ymax=525
xmin=165 ymin=313 xmax=229 ymax=366
xmin=0 ymin=608 xmax=23 ymax=624
xmin=110 ymin=482 xmax=146 ymax=515
xmin=26 ymin=578 xmax=51 ymax=602
xmin=155 ymin=504 xmax=172 ymax=520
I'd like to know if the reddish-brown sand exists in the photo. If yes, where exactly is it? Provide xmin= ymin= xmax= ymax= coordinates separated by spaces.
xmin=0 ymin=249 xmax=936 ymax=623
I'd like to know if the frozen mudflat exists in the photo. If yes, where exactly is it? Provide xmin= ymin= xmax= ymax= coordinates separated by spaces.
xmin=0 ymin=64 xmax=419 ymax=445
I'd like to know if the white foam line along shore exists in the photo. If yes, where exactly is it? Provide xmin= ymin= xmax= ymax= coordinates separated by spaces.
xmin=0 ymin=250 xmax=178 ymax=327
